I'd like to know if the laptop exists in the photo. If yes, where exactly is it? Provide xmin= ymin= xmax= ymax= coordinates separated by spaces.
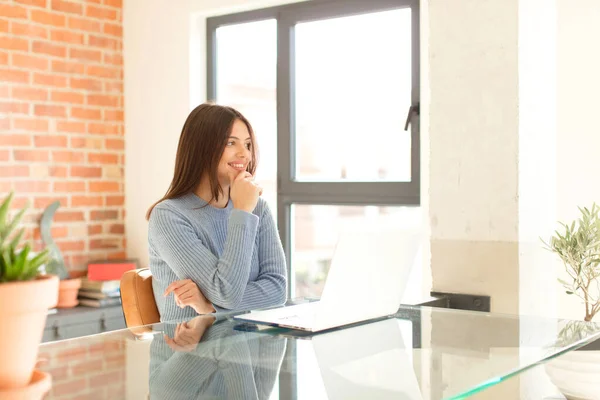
xmin=234 ymin=224 xmax=422 ymax=332
xmin=310 ymin=318 xmax=423 ymax=399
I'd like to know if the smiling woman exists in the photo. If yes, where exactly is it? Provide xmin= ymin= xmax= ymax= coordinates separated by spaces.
xmin=146 ymin=103 xmax=287 ymax=322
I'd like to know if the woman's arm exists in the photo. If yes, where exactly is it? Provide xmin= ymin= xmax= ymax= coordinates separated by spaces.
xmin=234 ymin=201 xmax=287 ymax=310
xmin=149 ymin=205 xmax=259 ymax=309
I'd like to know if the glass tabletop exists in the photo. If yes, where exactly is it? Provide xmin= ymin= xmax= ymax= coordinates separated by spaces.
xmin=37 ymin=302 xmax=600 ymax=400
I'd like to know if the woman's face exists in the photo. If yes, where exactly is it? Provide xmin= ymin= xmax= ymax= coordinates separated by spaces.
xmin=217 ymin=119 xmax=253 ymax=186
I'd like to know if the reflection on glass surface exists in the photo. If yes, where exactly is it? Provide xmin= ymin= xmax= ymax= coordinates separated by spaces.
xmin=292 ymin=205 xmax=421 ymax=298
xmin=150 ymin=316 xmax=285 ymax=399
xmin=36 ymin=303 xmax=600 ymax=399
xmin=215 ymin=20 xmax=278 ymax=219
xmin=295 ymin=9 xmax=412 ymax=182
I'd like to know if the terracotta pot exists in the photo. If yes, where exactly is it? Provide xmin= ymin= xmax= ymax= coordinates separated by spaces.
xmin=0 ymin=275 xmax=58 ymax=389
xmin=57 ymin=278 xmax=81 ymax=308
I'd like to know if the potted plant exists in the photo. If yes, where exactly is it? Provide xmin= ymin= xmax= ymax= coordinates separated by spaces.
xmin=41 ymin=200 xmax=81 ymax=308
xmin=542 ymin=203 xmax=600 ymax=400
xmin=0 ymin=192 xmax=58 ymax=398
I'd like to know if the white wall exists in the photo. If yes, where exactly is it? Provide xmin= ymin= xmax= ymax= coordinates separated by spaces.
xmin=556 ymin=0 xmax=600 ymax=320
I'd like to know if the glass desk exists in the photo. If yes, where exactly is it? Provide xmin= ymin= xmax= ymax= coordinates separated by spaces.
xmin=37 ymin=303 xmax=600 ymax=400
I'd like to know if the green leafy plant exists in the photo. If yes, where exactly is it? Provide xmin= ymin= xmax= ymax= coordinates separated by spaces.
xmin=542 ymin=203 xmax=600 ymax=321
xmin=0 ymin=192 xmax=50 ymax=283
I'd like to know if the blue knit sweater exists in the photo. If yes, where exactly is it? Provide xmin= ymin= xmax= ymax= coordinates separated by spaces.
xmin=148 ymin=193 xmax=287 ymax=322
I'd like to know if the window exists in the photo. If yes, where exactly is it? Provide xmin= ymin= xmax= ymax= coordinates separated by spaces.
xmin=207 ymin=0 xmax=420 ymax=299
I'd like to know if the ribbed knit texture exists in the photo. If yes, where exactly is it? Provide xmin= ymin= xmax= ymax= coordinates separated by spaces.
xmin=148 ymin=193 xmax=287 ymax=322
xmin=149 ymin=320 xmax=287 ymax=400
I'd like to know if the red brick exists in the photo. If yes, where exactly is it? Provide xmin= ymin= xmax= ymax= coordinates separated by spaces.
xmin=53 ymin=150 xmax=84 ymax=163
xmin=86 ymin=5 xmax=117 ymax=20
xmin=14 ymin=150 xmax=50 ymax=162
xmin=71 ymin=195 xmax=103 ymax=206
xmin=89 ymin=123 xmax=119 ymax=135
xmin=88 ymin=153 xmax=118 ymax=164
xmin=51 ymin=0 xmax=83 ymax=15
xmin=89 ymin=181 xmax=119 ymax=192
xmin=51 ymin=378 xmax=86 ymax=397
xmin=68 ymin=16 xmax=102 ymax=33
xmin=34 ymin=135 xmax=68 ymax=147
xmin=0 ymin=118 xmax=9 ymax=130
xmin=71 ymin=107 xmax=101 ymax=120
xmin=108 ymin=251 xmax=127 ymax=260
xmin=33 ymin=225 xmax=69 ymax=240
xmin=30 ymin=10 xmax=66 ymax=27
xmin=32 ymin=41 xmax=67 ymax=58
xmin=103 ymin=109 xmax=123 ymax=121
xmin=0 ymin=69 xmax=29 ymax=83
xmin=0 ymin=4 xmax=28 ymax=19
xmin=14 ymin=181 xmax=50 ymax=193
xmin=106 ymin=138 xmax=124 ymax=150
xmin=0 ymin=36 xmax=29 ymax=51
xmin=11 ymin=22 xmax=48 ymax=39
xmin=49 ymin=166 xmax=68 ymax=177
xmin=70 ymin=77 xmax=102 ymax=91
xmin=0 ymin=150 xmax=9 ymax=161
xmin=12 ymin=87 xmax=48 ymax=101
xmin=72 ymin=359 xmax=103 ymax=375
xmin=88 ymin=224 xmax=102 ymax=235
xmin=0 ymin=102 xmax=29 ymax=114
xmin=69 ymin=48 xmax=101 ymax=62
xmin=34 ymin=196 xmax=67 ymax=209
xmin=0 ymin=135 xmax=31 ymax=146
xmin=45 ymin=182 xmax=76 ymax=195
xmin=71 ymin=137 xmax=102 ymax=149
xmin=109 ymin=224 xmax=124 ymax=234
xmin=0 ymin=166 xmax=29 ymax=177
xmin=54 ymin=181 xmax=85 ymax=192
xmin=103 ymin=0 xmax=122 ymax=7
xmin=54 ymin=210 xmax=84 ymax=221
xmin=103 ymin=23 xmax=122 ymax=37
xmin=51 ymin=59 xmax=85 ymax=74
xmin=90 ymin=210 xmax=117 ymax=220
xmin=11 ymin=53 xmax=49 ymax=71
xmin=34 ymin=104 xmax=66 ymax=117
xmin=86 ymin=65 xmax=119 ymax=79
xmin=87 ymin=94 xmax=119 ymax=107
xmin=51 ymin=90 xmax=84 ymax=103
xmin=0 ymin=20 xmax=7 ymax=34
xmin=71 ymin=166 xmax=101 ymax=177
xmin=103 ymin=52 xmax=122 ymax=66
xmin=0 ymin=51 xmax=8 ymax=65
xmin=51 ymin=29 xmax=85 ymax=45
xmin=87 ymin=35 xmax=118 ymax=49
xmin=15 ymin=0 xmax=47 ymax=7
xmin=90 ymin=238 xmax=119 ymax=249
xmin=105 ymin=195 xmax=124 ymax=206
xmin=56 ymin=120 xmax=85 ymax=133
xmin=33 ymin=72 xmax=67 ymax=87
xmin=104 ymin=81 xmax=122 ymax=93
xmin=14 ymin=118 xmax=49 ymax=132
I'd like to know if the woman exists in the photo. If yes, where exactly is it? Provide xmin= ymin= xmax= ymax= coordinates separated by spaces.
xmin=147 ymin=103 xmax=287 ymax=322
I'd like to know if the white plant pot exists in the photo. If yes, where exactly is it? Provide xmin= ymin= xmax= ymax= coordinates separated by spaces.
xmin=545 ymin=349 xmax=600 ymax=400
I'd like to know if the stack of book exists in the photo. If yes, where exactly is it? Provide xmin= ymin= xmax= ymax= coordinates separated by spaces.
xmin=78 ymin=279 xmax=121 ymax=308
xmin=77 ymin=259 xmax=138 ymax=308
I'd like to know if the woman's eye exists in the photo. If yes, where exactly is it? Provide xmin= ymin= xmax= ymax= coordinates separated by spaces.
xmin=227 ymin=141 xmax=234 ymax=146
xmin=245 ymin=143 xmax=251 ymax=150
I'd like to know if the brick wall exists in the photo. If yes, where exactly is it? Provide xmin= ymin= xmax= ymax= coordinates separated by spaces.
xmin=38 ymin=335 xmax=126 ymax=399
xmin=1 ymin=0 xmax=125 ymax=272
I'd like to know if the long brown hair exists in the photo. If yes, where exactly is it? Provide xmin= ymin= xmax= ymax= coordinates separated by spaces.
xmin=146 ymin=103 xmax=258 ymax=220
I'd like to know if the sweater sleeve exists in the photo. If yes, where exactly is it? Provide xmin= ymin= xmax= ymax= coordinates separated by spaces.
xmin=234 ymin=201 xmax=287 ymax=310
xmin=149 ymin=205 xmax=259 ymax=309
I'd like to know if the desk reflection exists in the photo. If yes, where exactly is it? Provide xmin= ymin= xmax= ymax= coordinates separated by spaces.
xmin=149 ymin=316 xmax=286 ymax=400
